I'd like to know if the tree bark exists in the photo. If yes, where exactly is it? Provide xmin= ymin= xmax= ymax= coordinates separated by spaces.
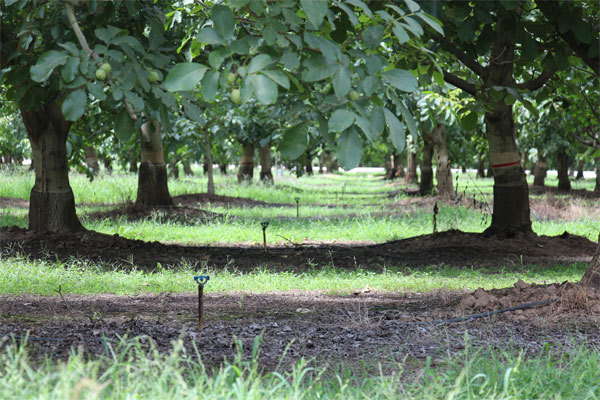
xmin=419 ymin=132 xmax=434 ymax=195
xmin=405 ymin=149 xmax=418 ymax=184
xmin=557 ymin=149 xmax=571 ymax=191
xmin=135 ymin=121 xmax=173 ymax=207
xmin=237 ymin=142 xmax=254 ymax=183
xmin=129 ymin=155 xmax=138 ymax=173
xmin=385 ymin=153 xmax=394 ymax=180
xmin=325 ymin=152 xmax=338 ymax=173
xmin=304 ymin=151 xmax=314 ymax=176
xmin=259 ymin=144 xmax=274 ymax=184
xmin=533 ymin=153 xmax=547 ymax=186
xmin=101 ymin=154 xmax=112 ymax=172
xmin=476 ymin=155 xmax=485 ymax=178
xmin=20 ymin=101 xmax=84 ymax=232
xmin=580 ymin=234 xmax=600 ymax=288
xmin=429 ymin=124 xmax=454 ymax=197
xmin=483 ymin=20 xmax=532 ymax=238
xmin=575 ymin=160 xmax=584 ymax=180
xmin=204 ymin=130 xmax=215 ymax=196
xmin=393 ymin=153 xmax=405 ymax=178
xmin=183 ymin=159 xmax=194 ymax=176
xmin=168 ymin=157 xmax=179 ymax=180
xmin=219 ymin=163 xmax=228 ymax=175
xmin=594 ymin=157 xmax=600 ymax=193
xmin=84 ymin=146 xmax=100 ymax=175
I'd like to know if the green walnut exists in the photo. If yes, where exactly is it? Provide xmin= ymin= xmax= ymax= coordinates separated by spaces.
xmin=148 ymin=70 xmax=160 ymax=83
xmin=230 ymin=88 xmax=241 ymax=105
xmin=348 ymin=90 xmax=360 ymax=101
xmin=95 ymin=68 xmax=107 ymax=80
xmin=226 ymin=72 xmax=236 ymax=83
xmin=100 ymin=63 xmax=112 ymax=73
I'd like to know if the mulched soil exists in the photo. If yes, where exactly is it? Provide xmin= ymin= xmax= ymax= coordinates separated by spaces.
xmin=0 ymin=226 xmax=596 ymax=272
xmin=2 ymin=287 xmax=599 ymax=369
xmin=529 ymin=185 xmax=600 ymax=198
xmin=84 ymin=204 xmax=224 ymax=225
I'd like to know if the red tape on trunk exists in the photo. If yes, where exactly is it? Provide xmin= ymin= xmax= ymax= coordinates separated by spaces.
xmin=491 ymin=160 xmax=521 ymax=168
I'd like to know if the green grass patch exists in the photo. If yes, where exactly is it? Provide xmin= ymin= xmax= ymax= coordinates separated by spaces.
xmin=0 ymin=255 xmax=587 ymax=296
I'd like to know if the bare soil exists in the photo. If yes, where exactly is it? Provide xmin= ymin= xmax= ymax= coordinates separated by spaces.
xmin=2 ymin=287 xmax=599 ymax=369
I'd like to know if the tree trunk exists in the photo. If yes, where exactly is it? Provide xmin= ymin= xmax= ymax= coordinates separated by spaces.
xmin=429 ymin=124 xmax=454 ymax=197
xmin=393 ymin=153 xmax=405 ymax=178
xmin=168 ymin=157 xmax=179 ymax=180
xmin=84 ymin=146 xmax=100 ymax=175
xmin=483 ymin=22 xmax=532 ymax=238
xmin=557 ymin=149 xmax=571 ymax=191
xmin=237 ymin=142 xmax=254 ymax=183
xmin=594 ymin=157 xmax=600 ymax=193
xmin=476 ymin=155 xmax=485 ymax=178
xmin=419 ymin=132 xmax=434 ymax=195
xmin=325 ymin=152 xmax=338 ymax=173
xmin=304 ymin=151 xmax=314 ymax=176
xmin=575 ymin=160 xmax=584 ymax=180
xmin=259 ymin=144 xmax=274 ymax=184
xmin=533 ymin=153 xmax=547 ymax=187
xmin=219 ymin=163 xmax=228 ymax=175
xmin=129 ymin=155 xmax=138 ymax=173
xmin=318 ymin=153 xmax=325 ymax=174
xmin=135 ymin=121 xmax=173 ymax=207
xmin=204 ymin=130 xmax=215 ymax=196
xmin=385 ymin=153 xmax=395 ymax=180
xmin=183 ymin=159 xmax=194 ymax=176
xmin=405 ymin=149 xmax=418 ymax=184
xmin=20 ymin=101 xmax=84 ymax=232
xmin=101 ymin=154 xmax=112 ymax=172
xmin=580 ymin=234 xmax=600 ymax=288
xmin=486 ymin=160 xmax=493 ymax=178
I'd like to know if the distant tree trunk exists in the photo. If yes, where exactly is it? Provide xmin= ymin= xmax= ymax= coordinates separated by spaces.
xmin=84 ymin=146 xmax=100 ymax=175
xmin=318 ymin=153 xmax=325 ymax=173
xmin=204 ymin=130 xmax=214 ymax=196
xmin=393 ymin=153 xmax=405 ymax=178
xmin=183 ymin=159 xmax=194 ymax=176
xmin=486 ymin=160 xmax=493 ymax=178
xmin=557 ymin=149 xmax=571 ymax=191
xmin=594 ymin=157 xmax=600 ymax=193
xmin=20 ymin=101 xmax=84 ymax=232
xmin=533 ymin=153 xmax=547 ymax=187
xmin=325 ymin=152 xmax=338 ymax=173
xmin=136 ymin=121 xmax=173 ymax=207
xmin=580 ymin=234 xmax=600 ymax=289
xmin=237 ymin=142 xmax=254 ymax=183
xmin=129 ymin=155 xmax=138 ymax=173
xmin=304 ymin=151 xmax=314 ymax=176
xmin=576 ymin=160 xmax=584 ymax=180
xmin=405 ymin=150 xmax=418 ymax=184
xmin=385 ymin=153 xmax=394 ymax=180
xmin=101 ymin=154 xmax=112 ymax=172
xmin=419 ymin=132 xmax=434 ymax=195
xmin=461 ymin=165 xmax=467 ymax=173
xmin=476 ymin=155 xmax=485 ymax=178
xmin=259 ymin=144 xmax=274 ymax=184
xmin=428 ymin=123 xmax=454 ymax=197
xmin=219 ymin=163 xmax=228 ymax=175
xmin=168 ymin=157 xmax=179 ymax=180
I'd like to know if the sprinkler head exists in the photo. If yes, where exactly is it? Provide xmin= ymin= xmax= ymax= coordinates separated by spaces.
xmin=194 ymin=275 xmax=210 ymax=285
xmin=295 ymin=197 xmax=300 ymax=203
xmin=261 ymin=221 xmax=269 ymax=230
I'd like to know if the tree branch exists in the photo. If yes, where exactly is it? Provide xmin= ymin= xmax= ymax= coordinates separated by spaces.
xmin=515 ymin=66 xmax=558 ymax=91
xmin=442 ymin=70 xmax=478 ymax=96
xmin=435 ymin=35 xmax=485 ymax=77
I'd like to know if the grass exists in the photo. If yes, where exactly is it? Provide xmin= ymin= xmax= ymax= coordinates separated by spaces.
xmin=0 ymin=337 xmax=598 ymax=399
xmin=0 ymin=255 xmax=588 ymax=296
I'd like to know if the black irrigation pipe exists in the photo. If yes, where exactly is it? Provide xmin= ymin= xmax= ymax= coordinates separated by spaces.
xmin=2 ymin=299 xmax=557 ymax=344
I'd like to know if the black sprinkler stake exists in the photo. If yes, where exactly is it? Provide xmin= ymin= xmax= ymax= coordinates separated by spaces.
xmin=261 ymin=221 xmax=269 ymax=253
xmin=194 ymin=275 xmax=210 ymax=329
xmin=295 ymin=197 xmax=300 ymax=218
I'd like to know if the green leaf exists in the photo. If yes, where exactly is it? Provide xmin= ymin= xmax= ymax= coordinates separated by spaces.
xmin=94 ymin=26 xmax=122 ymax=44
xmin=370 ymin=106 xmax=385 ymax=136
xmin=114 ymin=108 xmax=135 ymax=141
xmin=260 ymin=70 xmax=290 ymax=89
xmin=333 ymin=65 xmax=351 ymax=100
xmin=247 ymin=54 xmax=273 ymax=74
xmin=301 ymin=55 xmax=336 ymax=82
xmin=165 ymin=63 xmax=208 ymax=92
xmin=300 ymin=0 xmax=328 ymax=28
xmin=61 ymin=89 xmax=87 ymax=121
xmin=125 ymin=91 xmax=144 ymax=112
xmin=57 ymin=42 xmax=80 ymax=56
xmin=355 ymin=115 xmax=377 ymax=142
xmin=398 ymin=101 xmax=417 ymax=137
xmin=212 ymin=5 xmax=236 ymax=42
xmin=249 ymin=74 xmax=278 ymax=104
xmin=208 ymin=47 xmax=229 ymax=70
xmin=392 ymin=23 xmax=410 ymax=44
xmin=30 ymin=50 xmax=68 ymax=82
xmin=363 ymin=25 xmax=384 ymax=49
xmin=381 ymin=69 xmax=418 ymax=92
xmin=461 ymin=111 xmax=478 ymax=131
xmin=201 ymin=70 xmax=220 ymax=101
xmin=337 ymin=127 xmax=362 ymax=170
xmin=60 ymin=57 xmax=80 ymax=83
xmin=87 ymin=82 xmax=106 ymax=101
xmin=279 ymin=122 xmax=309 ymax=160
xmin=361 ymin=76 xmax=381 ymax=96
xmin=366 ymin=55 xmax=385 ymax=75
xmin=196 ymin=28 xmax=224 ymax=45
xmin=181 ymin=99 xmax=205 ymax=125
xmin=416 ymin=13 xmax=444 ymax=35
xmin=282 ymin=51 xmax=300 ymax=70
xmin=329 ymin=109 xmax=356 ymax=132
xmin=384 ymin=108 xmax=406 ymax=152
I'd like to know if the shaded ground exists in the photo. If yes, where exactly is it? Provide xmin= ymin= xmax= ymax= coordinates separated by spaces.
xmin=0 ymin=226 xmax=596 ymax=272
xmin=84 ymin=204 xmax=224 ymax=225
xmin=1 ymin=287 xmax=598 ymax=369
